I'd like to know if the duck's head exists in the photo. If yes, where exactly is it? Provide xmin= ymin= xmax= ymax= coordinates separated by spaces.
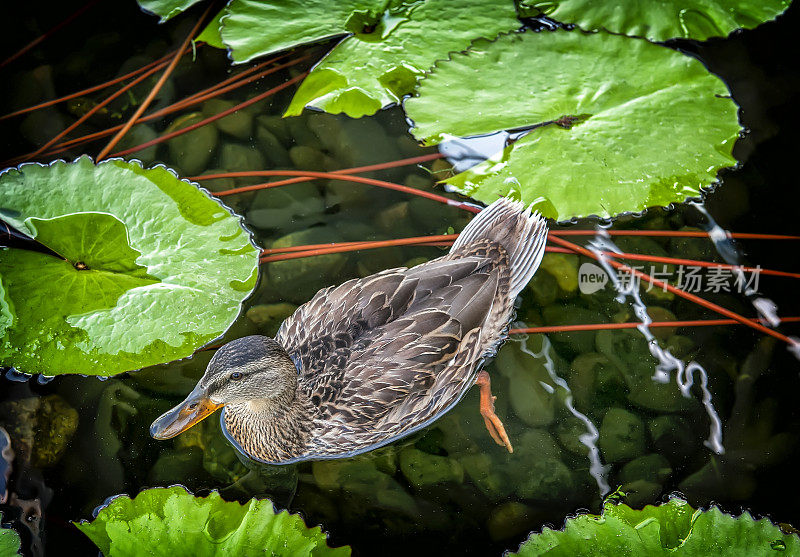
xmin=150 ymin=335 xmax=297 ymax=440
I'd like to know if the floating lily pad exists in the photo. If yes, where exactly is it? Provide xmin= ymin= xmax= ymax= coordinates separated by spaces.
xmin=0 ymin=157 xmax=258 ymax=376
xmin=0 ymin=514 xmax=21 ymax=557
xmin=510 ymin=497 xmax=800 ymax=555
xmin=519 ymin=0 xmax=791 ymax=42
xmin=195 ymin=7 xmax=225 ymax=49
xmin=283 ymin=0 xmax=521 ymax=117
xmin=74 ymin=486 xmax=350 ymax=556
xmin=405 ymin=30 xmax=740 ymax=220
xmin=136 ymin=0 xmax=204 ymax=21
xmin=219 ymin=0 xmax=520 ymax=117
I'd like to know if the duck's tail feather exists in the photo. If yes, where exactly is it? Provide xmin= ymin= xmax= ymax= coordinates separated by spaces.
xmin=450 ymin=197 xmax=548 ymax=299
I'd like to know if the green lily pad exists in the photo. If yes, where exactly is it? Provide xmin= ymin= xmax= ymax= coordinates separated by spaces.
xmin=74 ymin=486 xmax=350 ymax=556
xmin=0 ymin=514 xmax=21 ymax=557
xmin=0 ymin=157 xmax=258 ymax=376
xmin=195 ymin=7 xmax=225 ymax=49
xmin=136 ymin=0 xmax=205 ymax=22
xmin=283 ymin=0 xmax=521 ymax=117
xmin=511 ymin=497 xmax=800 ymax=555
xmin=219 ymin=0 xmax=520 ymax=118
xmin=519 ymin=0 xmax=791 ymax=42
xmin=405 ymin=30 xmax=740 ymax=220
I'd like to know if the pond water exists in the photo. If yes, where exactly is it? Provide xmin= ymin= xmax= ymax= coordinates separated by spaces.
xmin=1 ymin=1 xmax=799 ymax=555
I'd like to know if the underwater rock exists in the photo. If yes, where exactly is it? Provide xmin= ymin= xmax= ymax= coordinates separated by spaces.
xmin=312 ymin=459 xmax=417 ymax=516
xmin=515 ymin=429 xmax=562 ymax=461
xmin=20 ymin=109 xmax=66 ymax=147
xmin=540 ymin=253 xmax=579 ymax=293
xmin=399 ymin=448 xmax=464 ymax=488
xmin=493 ymin=343 xmax=555 ymax=427
xmin=403 ymin=173 xmax=433 ymax=191
xmin=117 ymin=124 xmax=158 ymax=165
xmin=247 ymin=182 xmax=326 ymax=233
xmin=332 ymin=118 xmax=400 ymax=169
xmin=664 ymin=335 xmax=697 ymax=359
xmin=619 ymin=479 xmax=663 ymax=508
xmin=596 ymin=329 xmax=694 ymax=413
xmin=255 ymin=125 xmax=292 ymax=167
xmin=246 ymin=303 xmax=297 ymax=335
xmin=147 ymin=447 xmax=204 ymax=486
xmin=554 ymin=417 xmax=593 ymax=456
xmin=487 ymin=501 xmax=534 ymax=541
xmin=256 ymin=114 xmax=292 ymax=145
xmin=0 ymin=395 xmax=78 ymax=468
xmin=618 ymin=453 xmax=672 ymax=485
xmin=202 ymin=99 xmax=253 ymax=139
xmin=404 ymin=256 xmax=429 ymax=268
xmin=543 ymin=305 xmax=608 ymax=355
xmin=375 ymin=202 xmax=411 ymax=233
xmin=460 ymin=453 xmax=513 ymax=500
xmin=514 ymin=457 xmax=574 ymax=501
xmin=569 ymin=352 xmax=628 ymax=410
xmin=526 ymin=271 xmax=559 ymax=307
xmin=397 ymin=135 xmax=423 ymax=157
xmin=175 ymin=419 xmax=248 ymax=484
xmin=266 ymin=227 xmax=347 ymax=303
xmin=196 ymin=168 xmax=236 ymax=193
xmin=166 ymin=112 xmax=218 ymax=175
xmin=647 ymin=415 xmax=700 ymax=463
xmin=598 ymin=408 xmax=646 ymax=463
xmin=645 ymin=306 xmax=677 ymax=340
xmin=287 ymin=116 xmax=324 ymax=151
xmin=219 ymin=142 xmax=266 ymax=172
xmin=289 ymin=145 xmax=326 ymax=171
xmin=306 ymin=112 xmax=345 ymax=154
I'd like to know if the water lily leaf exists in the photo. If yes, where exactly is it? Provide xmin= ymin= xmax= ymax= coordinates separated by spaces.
xmin=74 ymin=486 xmax=350 ymax=556
xmin=510 ymin=497 xmax=800 ymax=556
xmin=519 ymin=0 xmax=791 ymax=42
xmin=218 ymin=0 xmax=520 ymax=118
xmin=0 ymin=157 xmax=258 ymax=376
xmin=405 ymin=30 xmax=740 ymax=220
xmin=136 ymin=0 xmax=205 ymax=22
xmin=283 ymin=0 xmax=521 ymax=117
xmin=221 ymin=0 xmax=377 ymax=64
xmin=0 ymin=514 xmax=21 ymax=557
xmin=195 ymin=7 xmax=226 ymax=49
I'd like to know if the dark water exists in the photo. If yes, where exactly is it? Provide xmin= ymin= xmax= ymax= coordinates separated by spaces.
xmin=1 ymin=1 xmax=799 ymax=555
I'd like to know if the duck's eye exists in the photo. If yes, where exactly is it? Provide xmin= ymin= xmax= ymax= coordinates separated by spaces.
xmin=230 ymin=372 xmax=243 ymax=380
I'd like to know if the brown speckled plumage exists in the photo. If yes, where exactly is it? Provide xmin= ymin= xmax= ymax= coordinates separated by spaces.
xmin=203 ymin=199 xmax=546 ymax=463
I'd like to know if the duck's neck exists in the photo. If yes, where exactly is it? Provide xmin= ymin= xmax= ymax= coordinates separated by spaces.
xmin=223 ymin=388 xmax=315 ymax=462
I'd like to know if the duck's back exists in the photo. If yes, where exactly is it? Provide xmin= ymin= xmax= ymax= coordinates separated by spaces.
xmin=276 ymin=198 xmax=547 ymax=457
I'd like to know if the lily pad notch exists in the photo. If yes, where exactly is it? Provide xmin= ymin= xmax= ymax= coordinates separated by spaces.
xmin=405 ymin=29 xmax=742 ymax=221
xmin=0 ymin=156 xmax=259 ymax=377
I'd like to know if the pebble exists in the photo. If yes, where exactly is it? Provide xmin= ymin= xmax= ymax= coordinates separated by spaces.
xmin=166 ymin=112 xmax=218 ymax=175
xmin=203 ymin=99 xmax=253 ymax=139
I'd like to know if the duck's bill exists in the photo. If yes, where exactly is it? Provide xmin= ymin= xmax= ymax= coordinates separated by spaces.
xmin=150 ymin=384 xmax=223 ymax=440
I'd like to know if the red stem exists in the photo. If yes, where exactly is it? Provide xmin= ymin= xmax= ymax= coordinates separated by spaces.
xmin=203 ymin=170 xmax=477 ymax=211
xmin=26 ymin=58 xmax=171 ymax=158
xmin=547 ymin=234 xmax=797 ymax=345
xmin=554 ymin=229 xmax=800 ymax=240
xmin=0 ymin=0 xmax=102 ymax=70
xmin=11 ymin=53 xmax=305 ymax=163
xmin=0 ymin=47 xmax=189 ymax=122
xmin=108 ymin=71 xmax=308 ymax=158
xmin=509 ymin=316 xmax=800 ymax=335
xmin=96 ymin=4 xmax=214 ymax=161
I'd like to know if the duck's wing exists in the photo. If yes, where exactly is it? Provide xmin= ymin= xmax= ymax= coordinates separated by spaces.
xmin=277 ymin=251 xmax=510 ymax=451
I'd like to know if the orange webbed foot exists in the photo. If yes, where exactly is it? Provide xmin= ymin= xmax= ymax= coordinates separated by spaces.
xmin=474 ymin=370 xmax=513 ymax=453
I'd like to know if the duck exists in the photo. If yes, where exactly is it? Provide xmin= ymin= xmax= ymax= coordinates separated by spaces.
xmin=150 ymin=197 xmax=548 ymax=464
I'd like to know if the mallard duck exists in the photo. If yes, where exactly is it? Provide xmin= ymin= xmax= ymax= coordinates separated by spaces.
xmin=151 ymin=198 xmax=548 ymax=463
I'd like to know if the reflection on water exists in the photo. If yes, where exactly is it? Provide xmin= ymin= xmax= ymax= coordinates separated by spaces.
xmin=0 ymin=0 xmax=799 ymax=555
